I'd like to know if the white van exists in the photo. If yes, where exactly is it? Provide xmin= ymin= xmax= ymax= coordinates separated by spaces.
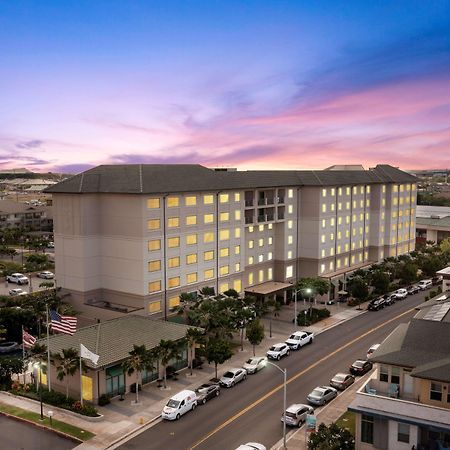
xmin=367 ymin=344 xmax=381 ymax=359
xmin=161 ymin=389 xmax=197 ymax=420
xmin=417 ymin=279 xmax=432 ymax=290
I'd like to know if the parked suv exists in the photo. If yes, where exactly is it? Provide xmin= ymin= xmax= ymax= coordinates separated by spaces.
xmin=281 ymin=404 xmax=314 ymax=427
xmin=393 ymin=288 xmax=407 ymax=300
xmin=418 ymin=279 xmax=432 ymax=290
xmin=368 ymin=297 xmax=385 ymax=311
xmin=407 ymin=285 xmax=420 ymax=295
xmin=6 ymin=273 xmax=29 ymax=285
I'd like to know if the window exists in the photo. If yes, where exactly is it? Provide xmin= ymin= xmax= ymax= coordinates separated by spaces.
xmin=268 ymin=268 xmax=273 ymax=280
xmin=186 ymin=272 xmax=197 ymax=284
xmin=220 ymin=212 xmax=229 ymax=222
xmin=220 ymin=265 xmax=229 ymax=276
xmin=204 ymin=194 xmax=214 ymax=204
xmin=148 ymin=301 xmax=161 ymax=314
xmin=204 ymin=213 xmax=214 ymax=224
xmin=288 ymin=205 xmax=293 ymax=214
xmin=322 ymin=219 xmax=326 ymax=228
xmin=361 ymin=415 xmax=374 ymax=444
xmin=186 ymin=234 xmax=197 ymax=245
xmin=220 ymin=247 xmax=229 ymax=257
xmin=268 ymin=237 xmax=273 ymax=245
xmin=258 ymin=254 xmax=263 ymax=263
xmin=330 ymin=218 xmax=335 ymax=226
xmin=288 ymin=220 xmax=293 ymax=229
xmin=234 ymin=192 xmax=240 ymax=202
xmin=248 ymin=256 xmax=254 ymax=265
xmin=322 ymin=204 xmax=327 ymax=213
xmin=430 ymin=382 xmax=442 ymax=401
xmin=248 ymin=240 xmax=254 ymax=249
xmin=330 ymin=233 xmax=334 ymax=241
xmin=330 ymin=247 xmax=334 ymax=256
xmin=268 ymin=223 xmax=273 ymax=230
xmin=169 ymin=296 xmax=180 ymax=309
xmin=336 ymin=259 xmax=341 ymax=269
xmin=147 ymin=198 xmax=160 ymax=209
xmin=204 ymin=250 xmax=214 ymax=261
xmin=286 ymin=265 xmax=293 ymax=278
xmin=168 ymin=276 xmax=180 ymax=288
xmin=353 ymin=186 xmax=357 ymax=194
xmin=168 ymin=257 xmax=180 ymax=268
xmin=186 ymin=254 xmax=197 ymax=265
xmin=338 ymin=187 xmax=342 ymax=195
xmin=148 ymin=260 xmax=161 ymax=272
xmin=204 ymin=269 xmax=214 ymax=280
xmin=287 ymin=235 xmax=293 ymax=244
xmin=147 ymin=219 xmax=160 ymax=230
xmin=379 ymin=366 xmax=388 ymax=382
xmin=235 ymin=210 xmax=241 ymax=221
xmin=366 ymin=185 xmax=371 ymax=194
xmin=167 ymin=196 xmax=179 ymax=208
xmin=234 ymin=245 xmax=240 ymax=255
xmin=248 ymin=273 xmax=254 ymax=284
xmin=322 ymin=188 xmax=327 ymax=197
xmin=346 ymin=187 xmax=351 ymax=195
xmin=331 ymin=203 xmax=335 ymax=211
xmin=185 ymin=196 xmax=196 ymax=206
xmin=288 ymin=189 xmax=293 ymax=198
xmin=186 ymin=215 xmax=197 ymax=226
xmin=287 ymin=250 xmax=293 ymax=259
xmin=258 ymin=269 xmax=264 ymax=282
xmin=259 ymin=224 xmax=264 ymax=231
xmin=235 ymin=228 xmax=241 ymax=238
xmin=219 ymin=193 xmax=229 ymax=203
xmin=148 ymin=280 xmax=161 ymax=293
xmin=219 ymin=229 xmax=230 ymax=241
xmin=397 ymin=423 xmax=410 ymax=443
xmin=329 ymin=261 xmax=334 ymax=270
xmin=268 ymin=252 xmax=273 ymax=260
xmin=321 ymin=249 xmax=325 ymax=258
xmin=320 ymin=264 xmax=325 ymax=274
xmin=259 ymin=238 xmax=264 ymax=247
xmin=168 ymin=237 xmax=180 ymax=248
xmin=337 ymin=231 xmax=342 ymax=239
xmin=233 ymin=279 xmax=242 ymax=292
xmin=219 ymin=283 xmax=229 ymax=294
xmin=148 ymin=239 xmax=161 ymax=251
xmin=168 ymin=217 xmax=179 ymax=228
xmin=235 ymin=262 xmax=240 ymax=272
xmin=321 ymin=235 xmax=326 ymax=243
xmin=204 ymin=232 xmax=214 ymax=243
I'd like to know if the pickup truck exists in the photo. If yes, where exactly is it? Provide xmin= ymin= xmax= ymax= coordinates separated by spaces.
xmin=6 ymin=273 xmax=29 ymax=285
xmin=285 ymin=331 xmax=314 ymax=350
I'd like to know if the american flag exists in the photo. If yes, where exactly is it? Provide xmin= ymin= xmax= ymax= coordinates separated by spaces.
xmin=22 ymin=330 xmax=36 ymax=349
xmin=50 ymin=310 xmax=77 ymax=335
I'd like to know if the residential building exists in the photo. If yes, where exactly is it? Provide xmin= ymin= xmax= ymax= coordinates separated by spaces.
xmin=45 ymin=164 xmax=416 ymax=320
xmin=349 ymin=293 xmax=450 ymax=449
xmin=0 ymin=199 xmax=53 ymax=231
xmin=416 ymin=205 xmax=450 ymax=244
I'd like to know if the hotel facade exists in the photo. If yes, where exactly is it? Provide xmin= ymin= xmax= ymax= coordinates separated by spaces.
xmin=46 ymin=164 xmax=417 ymax=320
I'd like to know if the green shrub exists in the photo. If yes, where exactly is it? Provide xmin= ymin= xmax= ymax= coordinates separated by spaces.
xmin=98 ymin=394 xmax=111 ymax=406
xmin=296 ymin=308 xmax=331 ymax=326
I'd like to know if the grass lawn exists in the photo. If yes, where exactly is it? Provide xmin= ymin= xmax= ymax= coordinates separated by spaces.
xmin=335 ymin=410 xmax=356 ymax=437
xmin=0 ymin=402 xmax=95 ymax=441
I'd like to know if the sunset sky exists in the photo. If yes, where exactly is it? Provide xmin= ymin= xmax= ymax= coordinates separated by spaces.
xmin=1 ymin=1 xmax=449 ymax=174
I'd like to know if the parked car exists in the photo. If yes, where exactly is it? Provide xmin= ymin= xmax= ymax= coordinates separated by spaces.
xmin=432 ymin=275 xmax=443 ymax=285
xmin=161 ymin=390 xmax=197 ymax=420
xmin=417 ymin=279 xmax=432 ymax=290
xmin=307 ymin=386 xmax=337 ymax=406
xmin=384 ymin=294 xmax=396 ymax=306
xmin=368 ymin=297 xmax=385 ymax=311
xmin=37 ymin=271 xmax=54 ymax=279
xmin=6 ymin=273 xmax=29 ymax=285
xmin=349 ymin=359 xmax=373 ymax=376
xmin=194 ymin=383 xmax=220 ymax=404
xmin=219 ymin=368 xmax=247 ymax=387
xmin=329 ymin=373 xmax=355 ymax=390
xmin=407 ymin=285 xmax=420 ymax=295
xmin=47 ymin=241 xmax=55 ymax=249
xmin=9 ymin=288 xmax=25 ymax=296
xmin=281 ymin=403 xmax=314 ymax=427
xmin=235 ymin=443 xmax=266 ymax=450
xmin=393 ymin=288 xmax=408 ymax=300
xmin=243 ymin=356 xmax=267 ymax=374
xmin=285 ymin=331 xmax=314 ymax=350
xmin=267 ymin=343 xmax=290 ymax=360
xmin=366 ymin=344 xmax=381 ymax=359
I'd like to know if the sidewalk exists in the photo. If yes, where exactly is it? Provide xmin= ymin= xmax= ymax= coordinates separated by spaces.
xmin=0 ymin=302 xmax=367 ymax=450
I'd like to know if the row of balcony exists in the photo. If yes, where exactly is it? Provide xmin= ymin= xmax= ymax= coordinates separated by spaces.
xmin=244 ymin=213 xmax=285 ymax=224
xmin=245 ymin=197 xmax=285 ymax=207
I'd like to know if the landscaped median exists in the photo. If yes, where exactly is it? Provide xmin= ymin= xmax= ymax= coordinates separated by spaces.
xmin=0 ymin=401 xmax=95 ymax=442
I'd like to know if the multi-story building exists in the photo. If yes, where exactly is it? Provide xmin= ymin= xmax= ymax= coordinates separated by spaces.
xmin=349 ymin=292 xmax=450 ymax=449
xmin=46 ymin=164 xmax=416 ymax=320
xmin=0 ymin=199 xmax=53 ymax=231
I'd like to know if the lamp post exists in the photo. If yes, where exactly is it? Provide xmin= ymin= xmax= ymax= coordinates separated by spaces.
xmin=305 ymin=288 xmax=313 ymax=319
xmin=266 ymin=361 xmax=287 ymax=449
xmin=33 ymin=362 xmax=44 ymax=420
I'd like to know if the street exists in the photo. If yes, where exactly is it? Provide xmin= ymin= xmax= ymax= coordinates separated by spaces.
xmin=119 ymin=294 xmax=426 ymax=450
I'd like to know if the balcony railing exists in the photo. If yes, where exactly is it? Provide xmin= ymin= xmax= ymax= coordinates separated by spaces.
xmin=266 ymin=214 xmax=274 ymax=221
xmin=278 ymin=213 xmax=285 ymax=220
xmin=245 ymin=200 xmax=254 ymax=207
xmin=258 ymin=198 xmax=267 ymax=206
xmin=257 ymin=215 xmax=266 ymax=222
xmin=277 ymin=197 xmax=285 ymax=204
xmin=245 ymin=216 xmax=254 ymax=224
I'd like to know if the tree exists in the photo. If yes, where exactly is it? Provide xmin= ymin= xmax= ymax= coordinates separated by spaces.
xmin=417 ymin=253 xmax=446 ymax=277
xmin=308 ymin=422 xmax=355 ymax=450
xmin=204 ymin=338 xmax=233 ymax=380
xmin=246 ymin=319 xmax=265 ymax=356
xmin=155 ymin=339 xmax=183 ymax=389
xmin=440 ymin=237 xmax=450 ymax=256
xmin=295 ymin=277 xmax=331 ymax=297
xmin=370 ymin=270 xmax=390 ymax=295
xmin=185 ymin=328 xmax=204 ymax=375
xmin=52 ymin=347 xmax=79 ymax=399
xmin=122 ymin=344 xmax=155 ymax=403
xmin=0 ymin=357 xmax=24 ymax=389
xmin=347 ymin=276 xmax=369 ymax=309
xmin=398 ymin=261 xmax=418 ymax=285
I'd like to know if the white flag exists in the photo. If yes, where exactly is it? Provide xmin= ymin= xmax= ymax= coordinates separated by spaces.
xmin=80 ymin=343 xmax=99 ymax=365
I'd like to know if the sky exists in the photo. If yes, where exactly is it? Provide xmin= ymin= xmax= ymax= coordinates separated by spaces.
xmin=0 ymin=0 xmax=449 ymax=174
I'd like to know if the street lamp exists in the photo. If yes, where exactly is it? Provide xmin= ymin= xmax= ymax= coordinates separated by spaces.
xmin=33 ymin=362 xmax=44 ymax=420
xmin=265 ymin=360 xmax=287 ymax=450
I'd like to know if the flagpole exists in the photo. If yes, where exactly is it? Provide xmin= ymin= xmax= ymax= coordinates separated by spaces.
xmin=46 ymin=306 xmax=51 ymax=391
xmin=79 ymin=344 xmax=84 ymax=407
xmin=22 ymin=325 xmax=26 ymax=385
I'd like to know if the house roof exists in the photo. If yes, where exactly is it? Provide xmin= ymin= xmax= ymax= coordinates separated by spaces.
xmin=45 ymin=164 xmax=417 ymax=195
xmin=0 ymin=199 xmax=47 ymax=214
xmin=416 ymin=216 xmax=450 ymax=230
xmin=42 ymin=315 xmax=194 ymax=369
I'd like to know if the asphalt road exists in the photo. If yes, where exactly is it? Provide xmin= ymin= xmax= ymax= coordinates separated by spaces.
xmin=0 ymin=415 xmax=75 ymax=450
xmin=119 ymin=292 xmax=428 ymax=450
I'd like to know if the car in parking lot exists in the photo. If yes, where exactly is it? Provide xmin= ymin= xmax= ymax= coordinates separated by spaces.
xmin=407 ymin=285 xmax=420 ymax=295
xmin=266 ymin=343 xmax=290 ymax=360
xmin=329 ymin=373 xmax=355 ymax=390
xmin=235 ymin=443 xmax=266 ymax=450
xmin=368 ymin=297 xmax=385 ymax=311
xmin=306 ymin=386 xmax=337 ymax=406
xmin=349 ymin=359 xmax=373 ymax=376
xmin=285 ymin=331 xmax=314 ymax=350
xmin=9 ymin=288 xmax=26 ymax=296
xmin=37 ymin=271 xmax=54 ymax=279
xmin=418 ymin=279 xmax=432 ymax=290
xmin=243 ymin=356 xmax=267 ymax=374
xmin=393 ymin=288 xmax=407 ymax=300
xmin=6 ymin=273 xmax=29 ymax=285
xmin=281 ymin=403 xmax=314 ymax=427
xmin=194 ymin=383 xmax=220 ymax=404
xmin=219 ymin=368 xmax=247 ymax=387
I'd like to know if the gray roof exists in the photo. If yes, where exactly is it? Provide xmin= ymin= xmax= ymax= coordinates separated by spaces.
xmin=371 ymin=318 xmax=450 ymax=382
xmin=45 ymin=164 xmax=417 ymax=195
xmin=0 ymin=199 xmax=48 ymax=214
xmin=416 ymin=216 xmax=450 ymax=230
xmin=43 ymin=315 xmax=194 ymax=369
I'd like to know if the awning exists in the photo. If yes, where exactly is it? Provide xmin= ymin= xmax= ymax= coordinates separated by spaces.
xmin=337 ymin=290 xmax=348 ymax=295
xmin=245 ymin=281 xmax=292 ymax=296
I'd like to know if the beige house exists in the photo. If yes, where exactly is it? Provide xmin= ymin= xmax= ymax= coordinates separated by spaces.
xmin=45 ymin=164 xmax=417 ymax=321
xmin=0 ymin=199 xmax=53 ymax=231
xmin=349 ymin=293 xmax=450 ymax=449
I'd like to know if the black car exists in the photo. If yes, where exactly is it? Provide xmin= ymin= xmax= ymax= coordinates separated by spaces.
xmin=349 ymin=359 xmax=373 ymax=376
xmin=407 ymin=285 xmax=420 ymax=295
xmin=194 ymin=383 xmax=220 ymax=404
xmin=368 ymin=297 xmax=385 ymax=311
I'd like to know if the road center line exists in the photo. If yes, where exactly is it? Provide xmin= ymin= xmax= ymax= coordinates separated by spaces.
xmin=188 ymin=306 xmax=416 ymax=450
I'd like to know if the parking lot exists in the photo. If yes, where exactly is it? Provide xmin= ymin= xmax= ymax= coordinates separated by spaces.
xmin=0 ymin=273 xmax=54 ymax=297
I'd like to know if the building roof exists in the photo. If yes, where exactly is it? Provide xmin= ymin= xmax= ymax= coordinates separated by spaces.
xmin=416 ymin=216 xmax=450 ymax=230
xmin=43 ymin=315 xmax=194 ymax=369
xmin=245 ymin=281 xmax=292 ymax=295
xmin=416 ymin=205 xmax=450 ymax=219
xmin=0 ymin=199 xmax=48 ymax=214
xmin=45 ymin=164 xmax=417 ymax=195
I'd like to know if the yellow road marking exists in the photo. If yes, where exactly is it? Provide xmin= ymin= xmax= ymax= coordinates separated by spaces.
xmin=188 ymin=306 xmax=416 ymax=450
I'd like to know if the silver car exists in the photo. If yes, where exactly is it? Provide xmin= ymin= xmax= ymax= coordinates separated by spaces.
xmin=307 ymin=386 xmax=337 ymax=406
xmin=243 ymin=357 xmax=267 ymax=374
xmin=329 ymin=373 xmax=355 ymax=390
xmin=219 ymin=368 xmax=247 ymax=387
xmin=281 ymin=403 xmax=314 ymax=427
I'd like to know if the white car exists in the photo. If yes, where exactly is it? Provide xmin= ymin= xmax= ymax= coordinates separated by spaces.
xmin=161 ymin=390 xmax=197 ymax=420
xmin=267 ymin=343 xmax=290 ymax=360
xmin=219 ymin=368 xmax=247 ymax=387
xmin=418 ymin=279 xmax=432 ymax=290
xmin=9 ymin=288 xmax=25 ymax=296
xmin=6 ymin=273 xmax=29 ymax=285
xmin=37 ymin=271 xmax=54 ymax=279
xmin=47 ymin=241 xmax=55 ymax=249
xmin=285 ymin=331 xmax=314 ymax=350
xmin=393 ymin=288 xmax=407 ymax=300
xmin=281 ymin=403 xmax=314 ymax=427
xmin=235 ymin=444 xmax=266 ymax=450
xmin=367 ymin=344 xmax=381 ymax=359
xmin=243 ymin=357 xmax=267 ymax=374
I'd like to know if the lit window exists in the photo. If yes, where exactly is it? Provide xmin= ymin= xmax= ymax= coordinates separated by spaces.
xmin=330 ymin=233 xmax=334 ymax=241
xmin=248 ymin=256 xmax=254 ymax=265
xmin=248 ymin=240 xmax=254 ymax=249
xmin=186 ymin=273 xmax=197 ymax=284
xmin=169 ymin=296 xmax=180 ymax=309
xmin=167 ymin=196 xmax=179 ymax=208
xmin=329 ymin=261 xmax=334 ymax=270
xmin=359 ymin=227 xmax=363 ymax=235
xmin=219 ymin=193 xmax=229 ymax=203
xmin=235 ymin=262 xmax=240 ymax=272
xmin=400 ymin=184 xmax=404 ymax=192
xmin=234 ymin=192 xmax=240 ymax=202
xmin=382 ymin=198 xmax=386 ymax=207
xmin=204 ymin=194 xmax=214 ymax=204
xmin=220 ymin=248 xmax=229 ymax=257
xmin=148 ymin=301 xmax=161 ymax=314
xmin=233 ymin=279 xmax=242 ymax=292
xmin=321 ymin=235 xmax=326 ymax=243
xmin=268 ymin=237 xmax=273 ymax=245
xmin=344 ymin=257 xmax=348 ymax=265
xmin=204 ymin=232 xmax=214 ymax=243
xmin=353 ymin=186 xmax=357 ymax=194
xmin=346 ymin=216 xmax=350 ymax=224
xmin=258 ymin=254 xmax=263 ymax=263
xmin=148 ymin=239 xmax=161 ymax=251
xmin=259 ymin=238 xmax=264 ymax=247
xmin=336 ymin=259 xmax=341 ymax=269
xmin=360 ymin=200 xmax=364 ymax=208
xmin=148 ymin=260 xmax=161 ymax=272
xmin=287 ymin=235 xmax=293 ymax=244
xmin=288 ymin=220 xmax=293 ymax=229
xmin=346 ymin=187 xmax=350 ymax=195
xmin=393 ymin=185 xmax=398 ymax=193
xmin=366 ymin=185 xmax=371 ymax=194
xmin=148 ymin=280 xmax=161 ymax=293
xmin=338 ymin=187 xmax=342 ymax=195
xmin=168 ymin=217 xmax=179 ymax=228
xmin=322 ymin=204 xmax=327 ymax=213
xmin=220 ymin=265 xmax=229 ymax=276
xmin=330 ymin=218 xmax=335 ymax=226
xmin=268 ymin=268 xmax=273 ymax=280
xmin=168 ymin=257 xmax=180 ymax=268
xmin=168 ymin=276 xmax=180 ymax=288
xmin=186 ymin=215 xmax=197 ymax=226
xmin=322 ymin=188 xmax=327 ymax=197
xmin=352 ymin=214 xmax=356 ymax=223
xmin=186 ymin=234 xmax=197 ymax=245
xmin=322 ymin=219 xmax=326 ymax=228
xmin=287 ymin=250 xmax=293 ymax=259
xmin=288 ymin=189 xmax=293 ymax=198
xmin=382 ymin=185 xmax=386 ymax=193
xmin=204 ymin=250 xmax=214 ymax=261
xmin=320 ymin=264 xmax=325 ymax=274
xmin=359 ymin=253 xmax=363 ymax=262
xmin=186 ymin=254 xmax=197 ymax=265
xmin=185 ymin=196 xmax=197 ymax=206
xmin=288 ymin=205 xmax=293 ymax=214
xmin=321 ymin=249 xmax=325 ymax=258
xmin=204 ymin=214 xmax=214 ymax=224
xmin=265 ymin=252 xmax=271 ymax=261
xmin=219 ymin=229 xmax=230 ymax=241
xmin=330 ymin=248 xmax=334 ymax=256
xmin=351 ymin=255 xmax=355 ymax=264
xmin=258 ymin=269 xmax=264 ymax=282
xmin=219 ymin=212 xmax=229 ymax=222
xmin=331 ymin=203 xmax=335 ymax=211
xmin=248 ymin=226 xmax=254 ymax=233
xmin=168 ymin=237 xmax=180 ymax=248
xmin=219 ymin=283 xmax=229 ymax=294
xmin=337 ymin=231 xmax=342 ymax=239
xmin=147 ymin=219 xmax=160 ymax=230
xmin=268 ymin=223 xmax=273 ymax=230
xmin=337 ymin=245 xmax=341 ymax=254
xmin=204 ymin=269 xmax=214 ymax=280
xmin=147 ymin=198 xmax=160 ymax=209
xmin=235 ymin=210 xmax=241 ymax=221
xmin=259 ymin=224 xmax=264 ymax=232
xmin=353 ymin=200 xmax=357 ymax=208
xmin=286 ymin=265 xmax=293 ymax=278
xmin=248 ymin=273 xmax=254 ymax=284
xmin=345 ymin=243 xmax=349 ymax=252
xmin=234 ymin=245 xmax=240 ymax=255
xmin=235 ymin=228 xmax=241 ymax=238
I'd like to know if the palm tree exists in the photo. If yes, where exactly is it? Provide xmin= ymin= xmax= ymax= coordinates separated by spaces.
xmin=156 ymin=339 xmax=182 ymax=389
xmin=185 ymin=328 xmax=204 ymax=375
xmin=122 ymin=344 xmax=155 ymax=404
xmin=52 ymin=347 xmax=79 ymax=399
